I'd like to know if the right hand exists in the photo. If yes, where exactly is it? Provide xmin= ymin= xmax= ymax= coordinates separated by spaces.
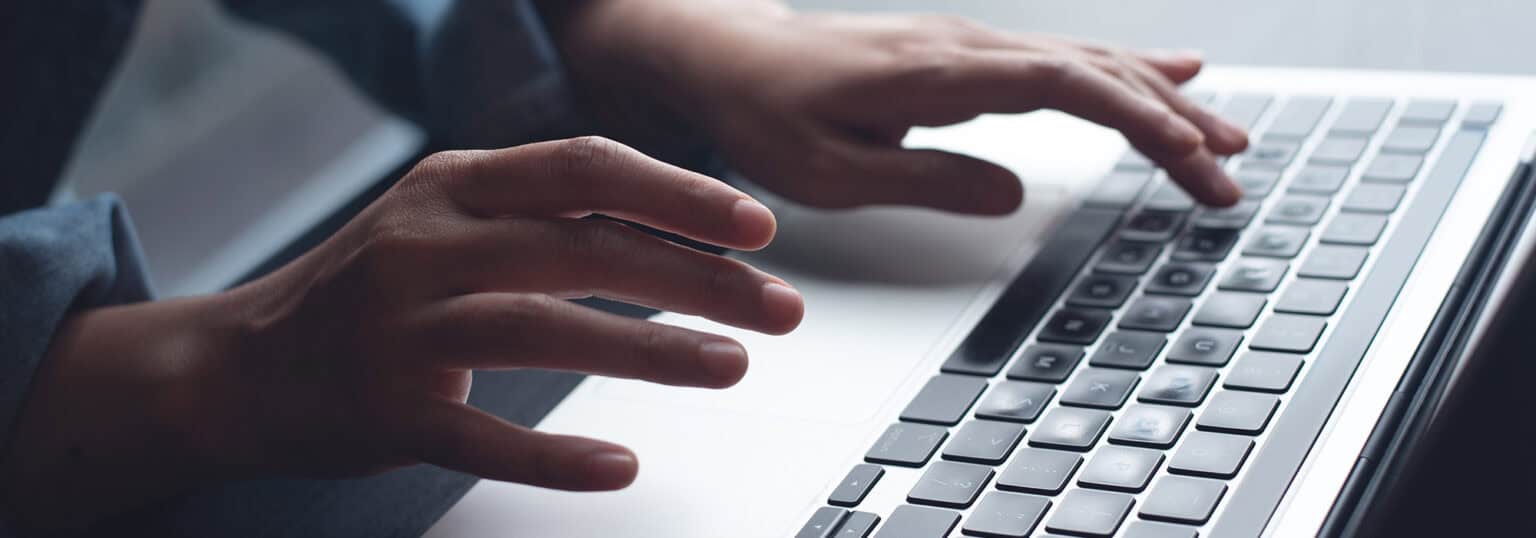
xmin=2 ymin=136 xmax=805 ymax=530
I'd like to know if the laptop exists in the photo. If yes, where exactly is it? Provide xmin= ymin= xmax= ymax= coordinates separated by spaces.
xmin=424 ymin=66 xmax=1536 ymax=537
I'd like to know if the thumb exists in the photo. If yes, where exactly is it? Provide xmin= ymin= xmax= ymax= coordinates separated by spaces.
xmin=838 ymin=143 xmax=1025 ymax=215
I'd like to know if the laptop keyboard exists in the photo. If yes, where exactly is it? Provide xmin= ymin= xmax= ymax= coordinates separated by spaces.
xmin=797 ymin=93 xmax=1503 ymax=538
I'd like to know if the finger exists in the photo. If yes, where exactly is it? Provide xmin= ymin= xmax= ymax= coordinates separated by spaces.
xmin=424 ymin=137 xmax=776 ymax=251
xmin=403 ymin=293 xmax=753 ymax=388
xmin=403 ymin=397 xmax=638 ymax=490
xmin=800 ymin=141 xmax=1024 ymax=214
xmin=426 ymin=218 xmax=803 ymax=335
xmin=1109 ymin=50 xmax=1250 ymax=154
xmin=1132 ymin=48 xmax=1205 ymax=83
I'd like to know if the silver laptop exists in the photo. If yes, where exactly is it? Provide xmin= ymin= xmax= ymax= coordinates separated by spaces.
xmin=425 ymin=66 xmax=1536 ymax=537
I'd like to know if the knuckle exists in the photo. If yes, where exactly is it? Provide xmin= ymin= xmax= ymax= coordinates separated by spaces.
xmin=919 ymin=14 xmax=980 ymax=34
xmin=551 ymin=136 xmax=626 ymax=177
xmin=628 ymin=323 xmax=674 ymax=376
xmin=563 ymin=220 xmax=635 ymax=264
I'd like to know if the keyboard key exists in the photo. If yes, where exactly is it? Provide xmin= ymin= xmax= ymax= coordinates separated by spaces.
xmin=1006 ymin=345 xmax=1084 ymax=383
xmin=1067 ymin=275 xmax=1137 ymax=308
xmin=1145 ymin=263 xmax=1214 ymax=296
xmin=1109 ymin=404 xmax=1191 ymax=448
xmin=1275 ymin=279 xmax=1348 ymax=315
xmin=839 ymin=512 xmax=881 ymax=538
xmin=1234 ymin=167 xmax=1281 ymax=198
xmin=1140 ymin=476 xmax=1227 ymax=524
xmin=1079 ymin=446 xmax=1164 ymax=492
xmin=1239 ymin=139 xmax=1299 ymax=169
xmin=1030 ymin=407 xmax=1111 ymax=450
xmin=1167 ymin=328 xmax=1243 ymax=366
xmin=976 ymin=381 xmax=1055 ymax=423
xmin=866 ymin=423 xmax=948 ymax=467
xmin=1400 ymin=99 xmax=1455 ymax=124
xmin=1197 ymin=391 xmax=1280 ymax=434
xmin=962 ymin=492 xmax=1050 ymax=538
xmin=1085 ymin=169 xmax=1153 ymax=209
xmin=1123 ymin=521 xmax=1198 ymax=538
xmin=1362 ymin=154 xmax=1423 ymax=183
xmin=1342 ymin=183 xmax=1405 ymax=213
xmin=1218 ymin=258 xmax=1288 ymax=292
xmin=829 ymin=464 xmax=886 ymax=507
xmin=1192 ymin=292 xmax=1266 ymax=328
xmin=998 ymin=447 xmax=1083 ymax=494
xmin=1266 ymin=96 xmax=1332 ymax=139
xmin=1289 ymin=164 xmax=1351 ymax=194
xmin=1382 ymin=125 xmax=1440 ymax=153
xmin=1218 ymin=93 xmax=1273 ymax=129
xmin=1462 ymin=101 xmax=1502 ymax=128
xmin=1139 ymin=365 xmax=1218 ymax=406
xmin=908 ymin=461 xmax=994 ymax=508
xmin=1060 ymin=369 xmax=1140 ymax=409
xmin=1119 ymin=296 xmax=1192 ymax=331
xmin=1046 ymin=489 xmax=1135 ymax=537
xmin=1250 ymin=314 xmax=1327 ymax=353
xmin=1225 ymin=352 xmax=1305 ymax=393
xmin=1321 ymin=213 xmax=1388 ymax=245
xmin=901 ymin=375 xmax=988 ymax=425
xmin=799 ymin=507 xmax=849 ymax=538
xmin=1088 ymin=331 xmax=1166 ymax=370
xmin=1095 ymin=240 xmax=1163 ymax=275
xmin=1299 ymin=245 xmax=1368 ymax=279
xmin=1172 ymin=228 xmax=1240 ymax=261
xmin=874 ymin=505 xmax=959 ymax=538
xmin=1309 ymin=136 xmax=1369 ymax=164
xmin=944 ymin=420 xmax=1026 ymax=464
xmin=1038 ymin=308 xmax=1112 ymax=344
xmin=1122 ymin=209 xmax=1187 ymax=242
xmin=1242 ymin=226 xmax=1309 ymax=258
xmin=1191 ymin=200 xmax=1260 ymax=229
xmin=1169 ymin=431 xmax=1254 ymax=478
xmin=1266 ymin=194 xmax=1330 ymax=225
xmin=1330 ymin=97 xmax=1392 ymax=134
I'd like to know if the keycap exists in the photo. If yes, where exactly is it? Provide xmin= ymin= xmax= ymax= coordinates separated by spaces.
xmin=1321 ymin=213 xmax=1387 ymax=245
xmin=1242 ymin=226 xmax=1309 ymax=258
xmin=1239 ymin=139 xmax=1299 ymax=169
xmin=1116 ymin=150 xmax=1155 ymax=171
xmin=1225 ymin=352 xmax=1305 ymax=393
xmin=1462 ymin=101 xmax=1502 ymax=128
xmin=1218 ymin=258 xmax=1288 ymax=292
xmin=1144 ymin=182 xmax=1196 ymax=212
xmin=1218 ymin=93 xmax=1273 ymax=129
xmin=1382 ymin=125 xmax=1440 ymax=153
xmin=873 ymin=505 xmax=959 ymax=538
xmin=1123 ymin=521 xmax=1198 ymax=538
xmin=1289 ymin=164 xmax=1351 ymax=194
xmin=1095 ymin=240 xmax=1163 ymax=275
xmin=1234 ymin=167 xmax=1281 ymax=198
xmin=866 ymin=423 xmax=948 ymax=467
xmin=1079 ymin=446 xmax=1164 ymax=492
xmin=1038 ymin=308 xmax=1112 ymax=345
xmin=976 ymin=381 xmax=1056 ymax=422
xmin=1030 ymin=407 xmax=1111 ymax=450
xmin=1250 ymin=313 xmax=1327 ymax=353
xmin=1088 ymin=331 xmax=1166 ymax=370
xmin=1085 ymin=169 xmax=1153 ymax=209
xmin=830 ymin=464 xmax=886 ymax=507
xmin=962 ymin=493 xmax=1050 ymax=538
xmin=1122 ymin=210 xmax=1187 ymax=242
xmin=1046 ymin=489 xmax=1135 ymax=537
xmin=1060 ymin=369 xmax=1140 ymax=409
xmin=998 ymin=447 xmax=1082 ymax=494
xmin=1167 ymin=328 xmax=1243 ymax=366
xmin=944 ymin=420 xmax=1026 ymax=464
xmin=1169 ymin=431 xmax=1254 ymax=478
xmin=1006 ymin=345 xmax=1084 ymax=383
xmin=1362 ymin=154 xmax=1423 ymax=183
xmin=1067 ymin=275 xmax=1137 ymax=308
xmin=1140 ymin=476 xmax=1228 ymax=524
xmin=1109 ymin=404 xmax=1191 ymax=448
xmin=1266 ymin=194 xmax=1330 ymax=225
xmin=838 ymin=512 xmax=881 ymax=538
xmin=1299 ymin=245 xmax=1368 ymax=280
xmin=1399 ymin=99 xmax=1455 ymax=124
xmin=1172 ymin=227 xmax=1240 ymax=261
xmin=901 ymin=375 xmax=988 ymax=425
xmin=1309 ymin=136 xmax=1369 ymax=164
xmin=1118 ymin=296 xmax=1192 ymax=332
xmin=1191 ymin=200 xmax=1260 ymax=229
xmin=1197 ymin=391 xmax=1280 ymax=434
xmin=1145 ymin=263 xmax=1214 ymax=296
xmin=1139 ymin=364 xmax=1218 ymax=406
xmin=1192 ymin=292 xmax=1266 ymax=328
xmin=908 ymin=461 xmax=994 ymax=508
xmin=799 ymin=507 xmax=850 ymax=538
xmin=1274 ymin=279 xmax=1348 ymax=315
xmin=1342 ymin=183 xmax=1405 ymax=213
xmin=1330 ymin=97 xmax=1392 ymax=134
xmin=1266 ymin=96 xmax=1332 ymax=139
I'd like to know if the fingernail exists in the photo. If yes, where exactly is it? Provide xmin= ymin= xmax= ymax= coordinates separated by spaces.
xmin=731 ymin=199 xmax=776 ymax=248
xmin=585 ymin=450 xmax=638 ymax=483
xmin=1210 ymin=171 xmax=1244 ymax=205
xmin=699 ymin=340 xmax=749 ymax=383
xmin=761 ymin=282 xmax=804 ymax=332
xmin=1166 ymin=117 xmax=1205 ymax=153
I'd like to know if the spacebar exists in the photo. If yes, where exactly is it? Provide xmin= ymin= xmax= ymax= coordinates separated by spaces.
xmin=940 ymin=206 xmax=1123 ymax=376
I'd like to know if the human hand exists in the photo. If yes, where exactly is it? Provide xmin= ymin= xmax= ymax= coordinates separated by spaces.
xmin=1 ymin=137 xmax=804 ymax=530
